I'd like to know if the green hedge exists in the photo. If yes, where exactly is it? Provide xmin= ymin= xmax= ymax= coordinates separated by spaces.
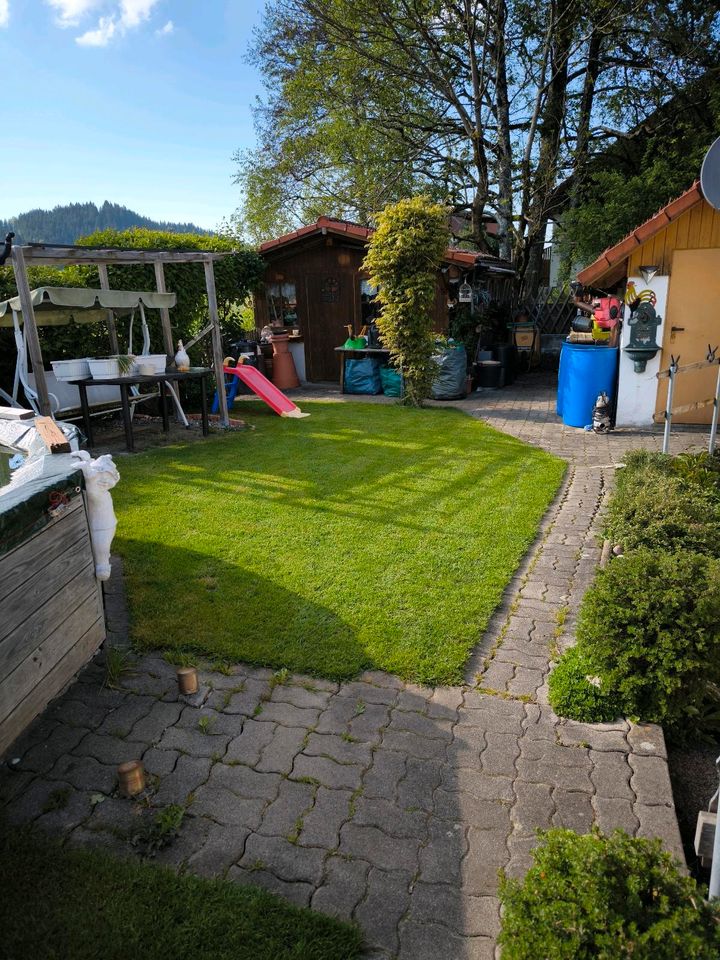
xmin=0 ymin=229 xmax=264 ymax=394
xmin=499 ymin=828 xmax=720 ymax=960
xmin=550 ymin=549 xmax=720 ymax=739
xmin=604 ymin=451 xmax=720 ymax=557
xmin=550 ymin=451 xmax=720 ymax=739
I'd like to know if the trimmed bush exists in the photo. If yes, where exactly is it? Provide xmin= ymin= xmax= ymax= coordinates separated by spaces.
xmin=548 ymin=645 xmax=621 ymax=723
xmin=559 ymin=549 xmax=720 ymax=738
xmin=498 ymin=828 xmax=720 ymax=960
xmin=604 ymin=451 xmax=720 ymax=557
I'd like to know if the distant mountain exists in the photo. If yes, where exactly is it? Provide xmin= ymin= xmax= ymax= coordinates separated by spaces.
xmin=0 ymin=201 xmax=208 ymax=244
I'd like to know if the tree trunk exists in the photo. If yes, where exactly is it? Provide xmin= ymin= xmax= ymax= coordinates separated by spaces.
xmin=492 ymin=0 xmax=513 ymax=262
xmin=521 ymin=0 xmax=575 ymax=298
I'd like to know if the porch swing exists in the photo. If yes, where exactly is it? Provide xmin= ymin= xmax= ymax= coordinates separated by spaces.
xmin=0 ymin=287 xmax=188 ymax=425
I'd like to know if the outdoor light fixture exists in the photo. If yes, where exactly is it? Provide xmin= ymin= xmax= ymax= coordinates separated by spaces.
xmin=177 ymin=666 xmax=199 ymax=695
xmin=639 ymin=265 xmax=660 ymax=285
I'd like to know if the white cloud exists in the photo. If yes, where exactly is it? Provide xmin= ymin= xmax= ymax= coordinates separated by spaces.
xmin=75 ymin=13 xmax=116 ymax=45
xmin=47 ymin=0 xmax=102 ymax=27
xmin=118 ymin=0 xmax=160 ymax=28
xmin=70 ymin=0 xmax=164 ymax=47
xmin=155 ymin=18 xmax=173 ymax=36
xmin=0 ymin=0 xmax=9 ymax=28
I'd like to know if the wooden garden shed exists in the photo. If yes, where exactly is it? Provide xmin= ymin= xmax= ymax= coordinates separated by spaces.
xmin=254 ymin=217 xmax=513 ymax=382
xmin=576 ymin=181 xmax=720 ymax=426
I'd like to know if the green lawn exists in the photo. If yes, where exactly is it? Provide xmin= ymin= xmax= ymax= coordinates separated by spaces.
xmin=114 ymin=401 xmax=565 ymax=684
xmin=0 ymin=829 xmax=362 ymax=960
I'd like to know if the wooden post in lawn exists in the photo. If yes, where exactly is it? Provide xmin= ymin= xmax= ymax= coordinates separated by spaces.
xmin=154 ymin=261 xmax=175 ymax=357
xmin=12 ymin=245 xmax=51 ymax=416
xmin=96 ymin=264 xmax=120 ymax=355
xmin=203 ymin=257 xmax=229 ymax=427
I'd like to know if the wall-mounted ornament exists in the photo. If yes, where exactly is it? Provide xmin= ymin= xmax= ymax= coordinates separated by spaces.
xmin=624 ymin=301 xmax=661 ymax=373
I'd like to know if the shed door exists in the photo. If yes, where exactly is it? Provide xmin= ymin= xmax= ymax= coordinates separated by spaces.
xmin=304 ymin=275 xmax=356 ymax=382
xmin=655 ymin=249 xmax=720 ymax=425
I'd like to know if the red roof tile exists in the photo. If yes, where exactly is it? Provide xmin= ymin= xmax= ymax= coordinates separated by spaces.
xmin=576 ymin=181 xmax=704 ymax=286
xmin=259 ymin=217 xmax=503 ymax=269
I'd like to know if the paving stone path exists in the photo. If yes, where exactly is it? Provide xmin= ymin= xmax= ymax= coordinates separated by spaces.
xmin=0 ymin=373 xmax=707 ymax=959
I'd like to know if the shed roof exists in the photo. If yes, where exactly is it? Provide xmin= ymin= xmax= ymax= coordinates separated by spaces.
xmin=259 ymin=216 xmax=511 ymax=272
xmin=576 ymin=181 xmax=704 ymax=286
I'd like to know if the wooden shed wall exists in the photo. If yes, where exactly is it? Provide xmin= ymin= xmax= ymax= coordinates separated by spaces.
xmin=257 ymin=237 xmax=453 ymax=381
xmin=628 ymin=200 xmax=720 ymax=276
xmin=0 ymin=496 xmax=105 ymax=756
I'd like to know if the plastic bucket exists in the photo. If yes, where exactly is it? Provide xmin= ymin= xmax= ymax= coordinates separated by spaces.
xmin=557 ymin=343 xmax=618 ymax=427
xmin=477 ymin=360 xmax=503 ymax=388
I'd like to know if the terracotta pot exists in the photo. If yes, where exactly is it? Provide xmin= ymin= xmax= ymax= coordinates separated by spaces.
xmin=270 ymin=334 xmax=300 ymax=389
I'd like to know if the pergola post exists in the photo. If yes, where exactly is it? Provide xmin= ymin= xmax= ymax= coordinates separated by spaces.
xmin=203 ymin=257 xmax=229 ymax=427
xmin=96 ymin=264 xmax=120 ymax=355
xmin=12 ymin=246 xmax=51 ymax=416
xmin=153 ymin=262 xmax=175 ymax=357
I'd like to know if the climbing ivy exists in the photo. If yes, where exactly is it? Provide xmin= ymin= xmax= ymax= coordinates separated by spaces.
xmin=363 ymin=197 xmax=449 ymax=406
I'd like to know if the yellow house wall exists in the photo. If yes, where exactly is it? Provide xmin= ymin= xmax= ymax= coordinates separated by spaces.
xmin=627 ymin=199 xmax=720 ymax=276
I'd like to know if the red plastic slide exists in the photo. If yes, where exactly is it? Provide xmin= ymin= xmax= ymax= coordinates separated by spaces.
xmin=223 ymin=365 xmax=309 ymax=418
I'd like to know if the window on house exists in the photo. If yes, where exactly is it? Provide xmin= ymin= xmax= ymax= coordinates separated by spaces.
xmin=266 ymin=282 xmax=298 ymax=326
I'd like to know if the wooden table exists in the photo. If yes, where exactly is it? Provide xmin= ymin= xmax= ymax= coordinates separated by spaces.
xmin=70 ymin=367 xmax=210 ymax=452
xmin=334 ymin=347 xmax=391 ymax=393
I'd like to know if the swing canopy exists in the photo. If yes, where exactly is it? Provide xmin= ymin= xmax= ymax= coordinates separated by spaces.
xmin=0 ymin=287 xmax=177 ymax=327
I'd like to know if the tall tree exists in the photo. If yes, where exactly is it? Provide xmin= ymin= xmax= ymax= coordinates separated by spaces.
xmin=238 ymin=0 xmax=720 ymax=292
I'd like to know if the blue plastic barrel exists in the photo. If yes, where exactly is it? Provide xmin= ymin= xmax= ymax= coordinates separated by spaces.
xmin=557 ymin=343 xmax=618 ymax=428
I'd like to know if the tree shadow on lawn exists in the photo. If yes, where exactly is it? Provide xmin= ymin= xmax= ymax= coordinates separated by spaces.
xmin=118 ymin=402 xmax=562 ymax=541
xmin=120 ymin=540 xmax=369 ymax=678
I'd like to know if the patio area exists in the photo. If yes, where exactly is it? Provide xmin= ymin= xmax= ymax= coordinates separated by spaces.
xmin=1 ymin=371 xmax=706 ymax=960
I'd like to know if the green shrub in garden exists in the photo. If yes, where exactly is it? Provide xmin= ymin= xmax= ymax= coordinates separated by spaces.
xmin=548 ymin=645 xmax=622 ymax=723
xmin=604 ymin=472 xmax=720 ymax=557
xmin=604 ymin=450 xmax=720 ymax=557
xmin=498 ymin=828 xmax=720 ymax=960
xmin=550 ymin=549 xmax=720 ymax=738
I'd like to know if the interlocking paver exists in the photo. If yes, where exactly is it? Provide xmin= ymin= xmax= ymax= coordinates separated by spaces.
xmin=228 ymin=864 xmax=313 ymax=907
xmin=152 ymin=755 xmax=212 ymax=806
xmin=258 ymin=778 xmax=314 ymax=837
xmin=418 ymin=818 xmax=467 ymax=884
xmin=225 ymin=720 xmax=276 ymax=766
xmin=299 ymin=786 xmax=352 ymax=848
xmin=240 ymin=832 xmax=326 ymax=885
xmin=257 ymin=725 xmax=307 ymax=774
xmin=354 ymin=868 xmax=410 ymax=955
xmin=155 ymin=726 xmax=230 ymax=759
xmin=362 ymin=749 xmax=406 ymax=800
xmin=303 ymin=731 xmax=373 ymax=767
xmin=257 ymin=700 xmax=321 ymax=727
xmin=353 ymin=796 xmax=426 ymax=839
xmin=291 ymin=754 xmax=364 ymax=790
xmin=17 ymin=725 xmax=87 ymax=774
xmin=339 ymin=823 xmax=420 ymax=873
xmin=311 ymin=854 xmax=369 ymax=918
xmin=397 ymin=756 xmax=442 ymax=812
xmin=185 ymin=822 xmax=250 ymax=877
xmin=590 ymin=750 xmax=634 ymax=799
xmin=408 ymin=882 xmax=501 ymax=939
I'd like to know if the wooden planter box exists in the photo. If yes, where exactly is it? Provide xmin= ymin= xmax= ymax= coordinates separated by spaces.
xmin=0 ymin=489 xmax=105 ymax=756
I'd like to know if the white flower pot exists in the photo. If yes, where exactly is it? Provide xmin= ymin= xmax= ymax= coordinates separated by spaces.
xmin=51 ymin=358 xmax=91 ymax=381
xmin=133 ymin=354 xmax=167 ymax=374
xmin=88 ymin=358 xmax=121 ymax=380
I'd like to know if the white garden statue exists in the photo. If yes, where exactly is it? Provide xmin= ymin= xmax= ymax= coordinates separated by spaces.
xmin=71 ymin=451 xmax=120 ymax=580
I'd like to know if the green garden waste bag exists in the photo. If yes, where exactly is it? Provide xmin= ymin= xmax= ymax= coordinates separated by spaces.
xmin=345 ymin=357 xmax=382 ymax=394
xmin=380 ymin=365 xmax=403 ymax=397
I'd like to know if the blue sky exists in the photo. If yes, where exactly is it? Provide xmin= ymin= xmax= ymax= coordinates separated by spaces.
xmin=2 ymin=0 xmax=266 ymax=229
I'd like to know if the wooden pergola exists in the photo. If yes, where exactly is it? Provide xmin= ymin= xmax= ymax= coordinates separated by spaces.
xmin=10 ymin=242 xmax=233 ymax=426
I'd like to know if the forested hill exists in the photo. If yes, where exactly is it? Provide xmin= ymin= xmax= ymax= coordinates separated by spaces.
xmin=0 ymin=202 xmax=207 ymax=244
